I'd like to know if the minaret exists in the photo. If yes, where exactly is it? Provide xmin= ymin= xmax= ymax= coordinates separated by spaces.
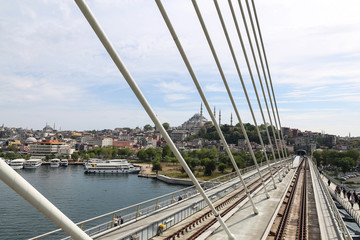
xmin=219 ymin=110 xmax=221 ymax=126
xmin=200 ymin=102 xmax=203 ymax=126
xmin=230 ymin=113 xmax=233 ymax=126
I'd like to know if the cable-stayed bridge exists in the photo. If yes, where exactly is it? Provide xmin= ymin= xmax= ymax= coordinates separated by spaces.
xmin=0 ymin=0 xmax=358 ymax=239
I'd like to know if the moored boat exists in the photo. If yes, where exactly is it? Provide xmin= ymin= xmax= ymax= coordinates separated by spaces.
xmin=60 ymin=159 xmax=68 ymax=167
xmin=24 ymin=159 xmax=42 ymax=169
xmin=84 ymin=159 xmax=141 ymax=174
xmin=9 ymin=159 xmax=26 ymax=170
xmin=50 ymin=158 xmax=61 ymax=167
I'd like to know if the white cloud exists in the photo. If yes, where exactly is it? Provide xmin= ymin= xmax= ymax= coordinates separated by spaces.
xmin=1 ymin=0 xmax=360 ymax=136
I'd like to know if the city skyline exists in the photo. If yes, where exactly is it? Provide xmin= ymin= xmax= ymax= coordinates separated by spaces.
xmin=1 ymin=0 xmax=360 ymax=137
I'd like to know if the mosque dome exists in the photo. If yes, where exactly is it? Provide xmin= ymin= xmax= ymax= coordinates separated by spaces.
xmin=25 ymin=137 xmax=37 ymax=143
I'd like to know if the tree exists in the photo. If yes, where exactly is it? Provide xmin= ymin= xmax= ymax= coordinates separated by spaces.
xmin=71 ymin=152 xmax=79 ymax=161
xmin=199 ymin=126 xmax=206 ymax=138
xmin=162 ymin=145 xmax=172 ymax=159
xmin=146 ymin=147 xmax=157 ymax=160
xmin=345 ymin=149 xmax=360 ymax=162
xmin=254 ymin=151 xmax=264 ymax=164
xmin=312 ymin=151 xmax=322 ymax=166
xmin=202 ymin=158 xmax=216 ymax=176
xmin=144 ymin=124 xmax=153 ymax=131
xmin=340 ymin=157 xmax=354 ymax=174
xmin=162 ymin=122 xmax=170 ymax=130
xmin=152 ymin=159 xmax=162 ymax=174
xmin=171 ymin=157 xmax=178 ymax=165
xmin=218 ymin=163 xmax=226 ymax=173
xmin=7 ymin=145 xmax=18 ymax=152
xmin=137 ymin=149 xmax=148 ymax=161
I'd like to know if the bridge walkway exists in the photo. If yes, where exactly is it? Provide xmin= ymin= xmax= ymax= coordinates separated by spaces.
xmin=94 ymin=162 xmax=284 ymax=240
xmin=203 ymin=165 xmax=295 ymax=240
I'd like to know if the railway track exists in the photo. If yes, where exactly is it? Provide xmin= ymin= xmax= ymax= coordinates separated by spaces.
xmin=267 ymin=158 xmax=308 ymax=240
xmin=159 ymin=166 xmax=282 ymax=240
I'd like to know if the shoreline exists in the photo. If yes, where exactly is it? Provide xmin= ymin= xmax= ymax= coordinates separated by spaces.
xmin=136 ymin=164 xmax=196 ymax=186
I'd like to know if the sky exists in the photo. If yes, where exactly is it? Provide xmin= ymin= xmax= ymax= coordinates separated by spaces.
xmin=1 ymin=0 xmax=360 ymax=137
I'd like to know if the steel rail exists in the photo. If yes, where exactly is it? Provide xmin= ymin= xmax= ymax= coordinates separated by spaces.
xmin=165 ymin=167 xmax=280 ymax=240
xmin=274 ymin=158 xmax=304 ymax=240
xmin=297 ymin=159 xmax=307 ymax=240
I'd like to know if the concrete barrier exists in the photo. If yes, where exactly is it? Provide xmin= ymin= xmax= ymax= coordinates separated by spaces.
xmin=156 ymin=174 xmax=203 ymax=186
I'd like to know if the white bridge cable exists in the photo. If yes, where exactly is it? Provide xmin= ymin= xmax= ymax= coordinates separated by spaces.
xmin=226 ymin=0 xmax=280 ymax=186
xmin=234 ymin=0 xmax=286 ymax=180
xmin=242 ymin=0 xmax=286 ymax=160
xmin=191 ymin=0 xmax=277 ymax=190
xmin=156 ymin=0 xmax=261 ymax=217
xmin=158 ymin=0 xmax=271 ymax=200
xmin=0 ymin=161 xmax=92 ymax=240
xmin=249 ymin=0 xmax=288 ymax=158
xmin=212 ymin=0 xmax=271 ymax=198
xmin=191 ymin=0 xmax=265 ymax=212
xmin=74 ymin=0 xmax=237 ymax=239
xmin=237 ymin=0 xmax=285 ymax=162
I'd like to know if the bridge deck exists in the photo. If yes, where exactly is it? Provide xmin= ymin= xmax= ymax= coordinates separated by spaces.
xmin=202 ymin=167 xmax=295 ymax=240
xmin=95 ymin=165 xmax=268 ymax=240
xmin=95 ymin=158 xmax=344 ymax=240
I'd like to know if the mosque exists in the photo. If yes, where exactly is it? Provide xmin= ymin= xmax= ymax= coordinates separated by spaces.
xmin=179 ymin=103 xmax=232 ymax=130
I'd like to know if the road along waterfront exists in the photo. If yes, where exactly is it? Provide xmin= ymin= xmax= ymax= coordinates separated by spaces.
xmin=0 ymin=165 xmax=184 ymax=240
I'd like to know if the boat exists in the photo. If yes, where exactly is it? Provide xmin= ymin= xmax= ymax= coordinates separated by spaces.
xmin=60 ymin=159 xmax=68 ymax=167
xmin=9 ymin=159 xmax=26 ymax=170
xmin=24 ymin=159 xmax=42 ymax=169
xmin=84 ymin=159 xmax=141 ymax=174
xmin=50 ymin=159 xmax=61 ymax=167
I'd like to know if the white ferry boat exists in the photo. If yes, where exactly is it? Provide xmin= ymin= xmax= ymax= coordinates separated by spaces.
xmin=84 ymin=159 xmax=141 ymax=174
xmin=50 ymin=159 xmax=61 ymax=167
xmin=24 ymin=159 xmax=42 ymax=169
xmin=60 ymin=159 xmax=68 ymax=167
xmin=9 ymin=159 xmax=26 ymax=170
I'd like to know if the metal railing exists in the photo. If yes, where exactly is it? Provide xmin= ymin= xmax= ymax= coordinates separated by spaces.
xmin=30 ymin=158 xmax=290 ymax=240
xmin=309 ymin=158 xmax=352 ymax=240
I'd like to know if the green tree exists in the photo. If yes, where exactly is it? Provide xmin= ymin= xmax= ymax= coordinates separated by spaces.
xmin=199 ymin=126 xmax=206 ymax=138
xmin=152 ymin=159 xmax=162 ymax=174
xmin=202 ymin=158 xmax=216 ymax=176
xmin=162 ymin=145 xmax=172 ymax=159
xmin=137 ymin=149 xmax=148 ymax=161
xmin=7 ymin=145 xmax=18 ymax=152
xmin=255 ymin=151 xmax=264 ymax=164
xmin=162 ymin=122 xmax=170 ymax=130
xmin=5 ymin=152 xmax=16 ymax=160
xmin=312 ymin=150 xmax=322 ymax=166
xmin=144 ymin=124 xmax=153 ymax=131
xmin=345 ymin=149 xmax=360 ymax=162
xmin=171 ymin=157 xmax=178 ymax=165
xmin=146 ymin=147 xmax=157 ymax=160
xmin=218 ymin=162 xmax=226 ymax=173
xmin=71 ymin=152 xmax=79 ymax=161
xmin=340 ymin=157 xmax=354 ymax=174
xmin=234 ymin=155 xmax=246 ymax=169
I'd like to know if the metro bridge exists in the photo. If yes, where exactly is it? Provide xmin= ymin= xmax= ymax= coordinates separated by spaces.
xmin=2 ymin=155 xmax=359 ymax=240
xmin=1 ymin=0 xmax=359 ymax=239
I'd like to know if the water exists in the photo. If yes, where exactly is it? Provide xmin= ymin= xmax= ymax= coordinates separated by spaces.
xmin=0 ymin=165 xmax=184 ymax=240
